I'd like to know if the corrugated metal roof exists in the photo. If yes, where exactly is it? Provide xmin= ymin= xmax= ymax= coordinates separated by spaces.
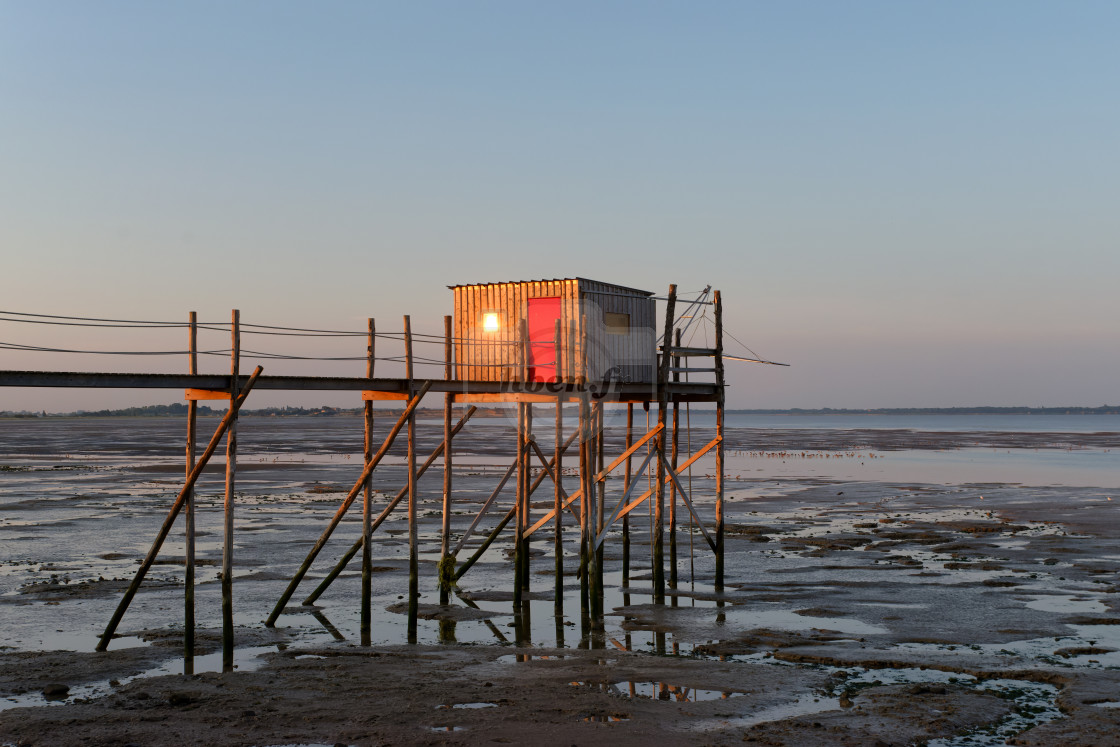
xmin=447 ymin=277 xmax=654 ymax=296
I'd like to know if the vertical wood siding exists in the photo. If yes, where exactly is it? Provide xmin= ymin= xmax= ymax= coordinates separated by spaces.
xmin=452 ymin=278 xmax=655 ymax=383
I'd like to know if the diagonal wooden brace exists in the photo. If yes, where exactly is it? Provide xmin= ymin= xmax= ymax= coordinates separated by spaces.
xmin=593 ymin=447 xmax=657 ymax=550
xmin=522 ymin=422 xmax=665 ymax=540
xmin=615 ymin=434 xmax=722 ymax=522
xmin=266 ymin=380 xmax=432 ymax=627
xmin=450 ymin=446 xmax=523 ymax=557
xmin=661 ymin=453 xmax=716 ymax=552
xmin=302 ymin=405 xmax=478 ymax=605
xmin=97 ymin=366 xmax=263 ymax=652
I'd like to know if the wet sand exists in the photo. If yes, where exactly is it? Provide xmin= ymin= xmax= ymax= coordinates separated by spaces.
xmin=1 ymin=416 xmax=1118 ymax=745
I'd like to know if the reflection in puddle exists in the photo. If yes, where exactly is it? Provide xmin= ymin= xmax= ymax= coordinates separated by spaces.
xmin=495 ymin=654 xmax=567 ymax=663
xmin=690 ymin=693 xmax=841 ymax=731
xmin=437 ymin=702 xmax=497 ymax=709
xmin=0 ymin=644 xmax=277 ymax=712
xmin=429 ymin=725 xmax=467 ymax=732
xmin=571 ymin=680 xmax=744 ymax=702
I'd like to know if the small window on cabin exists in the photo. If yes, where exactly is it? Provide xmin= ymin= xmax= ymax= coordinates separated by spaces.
xmin=604 ymin=312 xmax=630 ymax=335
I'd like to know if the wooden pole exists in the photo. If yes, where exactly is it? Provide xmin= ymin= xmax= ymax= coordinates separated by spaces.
xmin=523 ymin=401 xmax=532 ymax=592
xmin=97 ymin=366 xmax=263 ymax=651
xmin=453 ymin=503 xmax=515 ymax=582
xmin=578 ymin=317 xmax=590 ymax=616
xmin=184 ymin=311 xmax=197 ymax=674
xmin=404 ymin=315 xmax=418 ymax=643
xmin=520 ymin=318 xmax=532 ymax=594
xmin=553 ymin=355 xmax=563 ymax=608
xmin=670 ymin=328 xmax=681 ymax=596
xmin=514 ymin=401 xmax=524 ymax=609
xmin=361 ymin=318 xmax=375 ymax=645
xmin=622 ymin=402 xmax=633 ymax=587
xmin=594 ymin=400 xmax=605 ymax=617
xmin=303 ymin=406 xmax=477 ymax=605
xmin=222 ymin=309 xmax=238 ymax=671
xmin=514 ymin=319 xmax=526 ymax=610
xmin=582 ymin=394 xmax=602 ymax=627
xmin=714 ymin=290 xmax=725 ymax=589
xmin=654 ymin=285 xmax=677 ymax=603
xmin=440 ymin=315 xmax=454 ymax=605
xmin=265 ymin=381 xmax=432 ymax=627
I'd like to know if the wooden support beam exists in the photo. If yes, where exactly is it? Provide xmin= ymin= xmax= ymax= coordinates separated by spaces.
xmin=659 ymin=346 xmax=717 ymax=357
xmin=522 ymin=401 xmax=533 ymax=592
xmin=520 ymin=423 xmax=662 ymax=540
xmin=553 ymin=388 xmax=563 ymax=607
xmin=450 ymin=450 xmax=520 ymax=558
xmin=96 ymin=366 xmax=263 ymax=652
xmin=452 ymin=505 xmax=516 ymax=582
xmin=526 ymin=439 xmax=581 ymax=526
xmin=622 ymin=402 xmax=633 ymax=586
xmin=660 ymin=454 xmax=716 ymax=552
xmin=714 ymin=289 xmax=726 ymax=588
xmin=222 ymin=309 xmax=238 ymax=671
xmin=361 ymin=391 xmax=409 ymax=401
xmin=264 ymin=380 xmax=432 ymax=627
xmin=670 ymin=328 xmax=681 ymax=591
xmin=302 ymin=405 xmax=477 ymax=605
xmin=361 ymin=317 xmax=375 ymax=645
xmin=653 ymin=285 xmax=676 ymax=603
xmin=593 ymin=448 xmax=656 ymax=551
xmin=440 ymin=315 xmax=454 ymax=606
xmin=614 ymin=434 xmax=722 ymax=522
xmin=184 ymin=311 xmax=197 ymax=674
xmin=404 ymin=315 xmax=418 ymax=644
xmin=185 ymin=388 xmax=232 ymax=401
xmin=450 ymin=392 xmax=579 ymax=404
xmin=3 ymin=371 xmax=721 ymax=403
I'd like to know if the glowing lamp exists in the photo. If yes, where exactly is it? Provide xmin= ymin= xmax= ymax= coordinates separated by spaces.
xmin=482 ymin=312 xmax=500 ymax=333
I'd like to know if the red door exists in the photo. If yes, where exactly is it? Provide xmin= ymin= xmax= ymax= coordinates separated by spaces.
xmin=527 ymin=297 xmax=561 ymax=382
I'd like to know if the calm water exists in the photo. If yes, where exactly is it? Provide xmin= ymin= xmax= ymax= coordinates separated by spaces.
xmin=715 ymin=412 xmax=1120 ymax=433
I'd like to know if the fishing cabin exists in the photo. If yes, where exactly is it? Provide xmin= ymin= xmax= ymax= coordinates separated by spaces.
xmin=450 ymin=278 xmax=657 ymax=384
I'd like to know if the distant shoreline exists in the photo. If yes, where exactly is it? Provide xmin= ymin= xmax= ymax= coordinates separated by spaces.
xmin=2 ymin=404 xmax=1118 ymax=418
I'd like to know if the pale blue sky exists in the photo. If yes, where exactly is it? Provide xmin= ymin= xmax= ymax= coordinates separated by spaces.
xmin=2 ymin=2 xmax=1117 ymax=411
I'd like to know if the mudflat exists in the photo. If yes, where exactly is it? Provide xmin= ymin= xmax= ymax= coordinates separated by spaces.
xmin=1 ymin=416 xmax=1117 ymax=745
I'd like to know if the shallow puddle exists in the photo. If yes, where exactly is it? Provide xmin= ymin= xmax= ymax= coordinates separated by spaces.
xmin=571 ymin=680 xmax=744 ymax=702
xmin=0 ymin=644 xmax=277 ymax=712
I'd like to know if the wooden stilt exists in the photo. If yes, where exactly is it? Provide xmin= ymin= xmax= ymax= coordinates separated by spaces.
xmin=404 ymin=315 xmax=418 ymax=644
xmin=520 ymin=319 xmax=532 ymax=594
xmin=713 ymin=290 xmax=725 ymax=590
xmin=583 ymin=393 xmax=602 ymax=627
xmin=97 ymin=367 xmax=263 ymax=651
xmin=265 ymin=382 xmax=432 ymax=627
xmin=623 ymin=402 xmax=633 ymax=587
xmin=184 ymin=311 xmax=197 ymax=674
xmin=554 ymin=388 xmax=563 ymax=609
xmin=670 ymin=328 xmax=681 ymax=598
xmin=361 ymin=318 xmax=375 ymax=645
xmin=594 ymin=400 xmax=605 ymax=618
xmin=221 ymin=309 xmax=239 ymax=671
xmin=305 ymin=407 xmax=476 ymax=605
xmin=578 ymin=316 xmax=590 ymax=617
xmin=514 ymin=402 xmax=524 ymax=609
xmin=653 ymin=285 xmax=676 ymax=604
xmin=522 ymin=402 xmax=532 ymax=592
xmin=452 ymin=503 xmax=515 ymax=582
xmin=440 ymin=315 xmax=453 ymax=605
